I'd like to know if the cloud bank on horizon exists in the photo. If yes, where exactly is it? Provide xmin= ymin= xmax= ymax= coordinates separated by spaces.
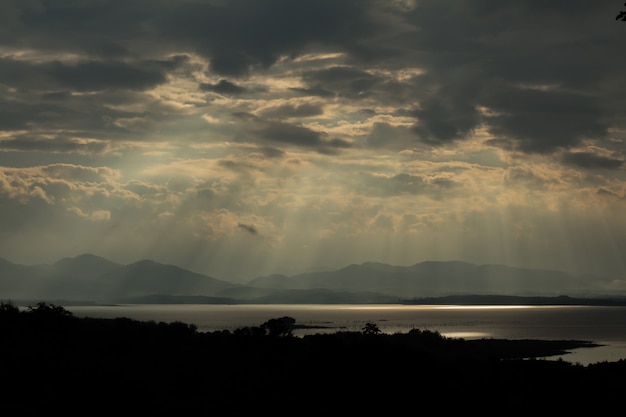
xmin=0 ymin=1 xmax=625 ymax=285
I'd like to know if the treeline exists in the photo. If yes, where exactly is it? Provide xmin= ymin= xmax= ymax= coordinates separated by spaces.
xmin=2 ymin=302 xmax=624 ymax=414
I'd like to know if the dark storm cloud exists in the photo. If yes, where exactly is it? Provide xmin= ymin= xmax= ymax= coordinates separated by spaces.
xmin=289 ymin=86 xmax=335 ymax=98
xmin=483 ymin=88 xmax=609 ymax=154
xmin=399 ymin=1 xmax=626 ymax=153
xmin=0 ymin=90 xmax=161 ymax=146
xmin=0 ymin=0 xmax=159 ymax=59
xmin=412 ymin=97 xmax=481 ymax=144
xmin=562 ymin=152 xmax=624 ymax=170
xmin=3 ymin=1 xmax=405 ymax=76
xmin=301 ymin=66 xmax=381 ymax=99
xmin=429 ymin=177 xmax=462 ymax=189
xmin=2 ymin=0 xmax=625 ymax=159
xmin=0 ymin=56 xmax=181 ymax=93
xmin=326 ymin=138 xmax=352 ymax=149
xmin=0 ymin=96 xmax=101 ymax=132
xmin=47 ymin=58 xmax=180 ymax=92
xmin=250 ymin=120 xmax=352 ymax=153
xmin=230 ymin=112 xmax=260 ymax=123
xmin=257 ymin=147 xmax=285 ymax=159
xmin=0 ymin=52 xmax=185 ymax=145
xmin=40 ymin=91 xmax=73 ymax=101
xmin=257 ymin=122 xmax=324 ymax=147
xmin=258 ymin=103 xmax=324 ymax=119
xmin=237 ymin=223 xmax=258 ymax=235
xmin=199 ymin=79 xmax=247 ymax=96
xmin=299 ymin=66 xmax=414 ymax=104
xmin=0 ymin=57 xmax=47 ymax=91
xmin=0 ymin=101 xmax=35 ymax=131
xmin=0 ymin=134 xmax=108 ymax=154
xmin=153 ymin=0 xmax=399 ymax=77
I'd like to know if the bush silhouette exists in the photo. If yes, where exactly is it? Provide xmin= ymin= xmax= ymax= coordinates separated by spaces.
xmin=361 ymin=321 xmax=381 ymax=335
xmin=261 ymin=316 xmax=296 ymax=337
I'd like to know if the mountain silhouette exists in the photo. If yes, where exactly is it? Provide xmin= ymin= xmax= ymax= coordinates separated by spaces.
xmin=100 ymin=259 xmax=243 ymax=298
xmin=0 ymin=254 xmax=620 ymax=305
xmin=53 ymin=253 xmax=121 ymax=277
xmin=0 ymin=254 xmax=243 ymax=303
xmin=247 ymin=260 xmax=605 ymax=298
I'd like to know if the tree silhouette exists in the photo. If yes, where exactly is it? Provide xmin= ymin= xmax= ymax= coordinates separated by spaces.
xmin=361 ymin=322 xmax=381 ymax=335
xmin=261 ymin=316 xmax=296 ymax=337
xmin=617 ymin=3 xmax=626 ymax=21
xmin=0 ymin=301 xmax=19 ymax=314
xmin=27 ymin=301 xmax=73 ymax=317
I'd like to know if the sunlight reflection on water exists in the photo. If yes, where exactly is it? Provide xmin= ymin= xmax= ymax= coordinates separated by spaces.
xmin=539 ymin=342 xmax=626 ymax=365
xmin=65 ymin=303 xmax=626 ymax=365
xmin=434 ymin=305 xmax=538 ymax=309
xmin=441 ymin=331 xmax=492 ymax=339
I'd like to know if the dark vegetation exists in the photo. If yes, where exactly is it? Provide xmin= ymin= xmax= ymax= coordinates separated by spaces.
xmin=2 ymin=302 xmax=624 ymax=414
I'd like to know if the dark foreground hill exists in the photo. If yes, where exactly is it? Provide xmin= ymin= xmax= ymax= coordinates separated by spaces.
xmin=2 ymin=302 xmax=624 ymax=414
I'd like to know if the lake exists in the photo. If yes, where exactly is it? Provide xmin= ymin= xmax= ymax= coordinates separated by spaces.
xmin=65 ymin=303 xmax=626 ymax=366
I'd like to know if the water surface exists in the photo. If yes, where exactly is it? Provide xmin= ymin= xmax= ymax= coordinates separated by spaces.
xmin=66 ymin=303 xmax=626 ymax=365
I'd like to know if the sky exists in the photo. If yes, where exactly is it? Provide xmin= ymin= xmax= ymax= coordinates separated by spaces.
xmin=1 ymin=1 xmax=625 ymax=285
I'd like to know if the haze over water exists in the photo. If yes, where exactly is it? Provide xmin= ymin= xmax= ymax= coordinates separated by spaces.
xmin=66 ymin=303 xmax=626 ymax=366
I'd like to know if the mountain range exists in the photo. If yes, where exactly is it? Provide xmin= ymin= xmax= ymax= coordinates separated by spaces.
xmin=0 ymin=254 xmax=622 ymax=305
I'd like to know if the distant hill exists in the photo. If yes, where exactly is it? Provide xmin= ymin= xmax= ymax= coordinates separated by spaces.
xmin=53 ymin=253 xmax=121 ymax=276
xmin=247 ymin=260 xmax=614 ymax=298
xmin=99 ymin=259 xmax=242 ymax=299
xmin=405 ymin=294 xmax=626 ymax=306
xmin=240 ymin=288 xmax=401 ymax=304
xmin=0 ymin=254 xmax=245 ymax=304
xmin=0 ymin=254 xmax=622 ymax=305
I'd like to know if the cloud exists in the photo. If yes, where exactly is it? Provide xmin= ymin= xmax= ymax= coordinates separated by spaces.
xmin=483 ymin=89 xmax=609 ymax=154
xmin=256 ymin=146 xmax=285 ymax=159
xmin=47 ymin=59 xmax=176 ymax=92
xmin=289 ymin=85 xmax=336 ymax=98
xmin=251 ymin=120 xmax=352 ymax=153
xmin=365 ymin=122 xmax=420 ymax=150
xmin=0 ymin=0 xmax=625 ymax=282
xmin=0 ymin=134 xmax=109 ymax=154
xmin=258 ymin=102 xmax=324 ymax=119
xmin=359 ymin=172 xmax=462 ymax=198
xmin=0 ymin=56 xmax=181 ymax=92
xmin=150 ymin=0 xmax=407 ymax=77
xmin=412 ymin=97 xmax=480 ymax=144
xmin=596 ymin=188 xmax=624 ymax=199
xmin=237 ymin=222 xmax=258 ymax=235
xmin=301 ymin=66 xmax=382 ymax=100
xmin=562 ymin=151 xmax=623 ymax=170
xmin=199 ymin=79 xmax=247 ymax=95
xmin=299 ymin=65 xmax=416 ymax=105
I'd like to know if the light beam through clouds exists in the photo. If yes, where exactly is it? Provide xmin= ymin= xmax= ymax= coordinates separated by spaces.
xmin=0 ymin=1 xmax=625 ymax=287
